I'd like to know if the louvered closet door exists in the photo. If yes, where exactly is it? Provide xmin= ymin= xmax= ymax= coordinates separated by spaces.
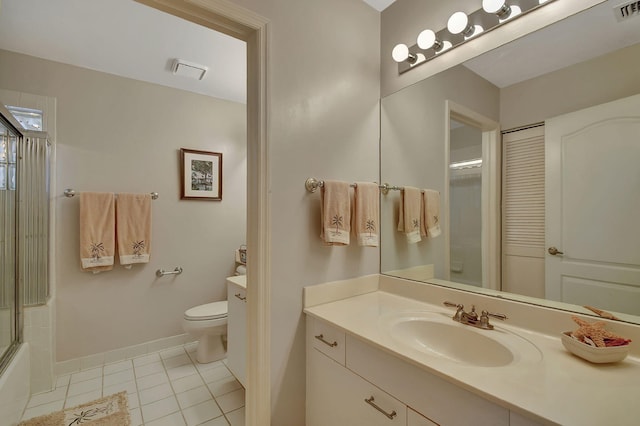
xmin=502 ymin=126 xmax=545 ymax=298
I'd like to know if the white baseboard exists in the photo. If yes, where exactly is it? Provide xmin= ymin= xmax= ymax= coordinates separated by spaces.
xmin=55 ymin=333 xmax=196 ymax=376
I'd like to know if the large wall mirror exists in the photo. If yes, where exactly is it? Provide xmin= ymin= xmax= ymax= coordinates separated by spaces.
xmin=381 ymin=2 xmax=640 ymax=325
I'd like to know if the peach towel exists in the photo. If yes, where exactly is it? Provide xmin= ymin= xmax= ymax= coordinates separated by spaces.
xmin=423 ymin=189 xmax=442 ymax=238
xmin=116 ymin=193 xmax=152 ymax=267
xmin=320 ymin=180 xmax=351 ymax=246
xmin=79 ymin=192 xmax=115 ymax=272
xmin=354 ymin=182 xmax=379 ymax=247
xmin=397 ymin=186 xmax=422 ymax=243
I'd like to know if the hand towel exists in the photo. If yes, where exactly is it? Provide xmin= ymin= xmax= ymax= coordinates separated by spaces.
xmin=423 ymin=189 xmax=442 ymax=238
xmin=80 ymin=192 xmax=115 ymax=272
xmin=320 ymin=180 xmax=351 ymax=246
xmin=116 ymin=193 xmax=152 ymax=267
xmin=397 ymin=186 xmax=422 ymax=244
xmin=354 ymin=182 xmax=379 ymax=247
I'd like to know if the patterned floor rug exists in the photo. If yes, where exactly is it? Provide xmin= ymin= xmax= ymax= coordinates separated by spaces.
xmin=19 ymin=391 xmax=130 ymax=426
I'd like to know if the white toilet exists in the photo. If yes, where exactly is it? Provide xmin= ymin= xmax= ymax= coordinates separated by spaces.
xmin=183 ymin=300 xmax=228 ymax=364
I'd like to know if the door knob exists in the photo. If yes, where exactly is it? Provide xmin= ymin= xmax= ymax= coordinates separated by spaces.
xmin=548 ymin=246 xmax=564 ymax=256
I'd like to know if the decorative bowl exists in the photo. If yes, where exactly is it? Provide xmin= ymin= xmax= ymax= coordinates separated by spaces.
xmin=561 ymin=331 xmax=630 ymax=363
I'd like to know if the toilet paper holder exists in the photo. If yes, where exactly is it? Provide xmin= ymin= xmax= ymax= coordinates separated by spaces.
xmin=236 ymin=245 xmax=247 ymax=264
xmin=156 ymin=267 xmax=183 ymax=277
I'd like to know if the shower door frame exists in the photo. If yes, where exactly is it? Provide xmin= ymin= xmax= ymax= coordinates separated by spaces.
xmin=0 ymin=104 xmax=24 ymax=377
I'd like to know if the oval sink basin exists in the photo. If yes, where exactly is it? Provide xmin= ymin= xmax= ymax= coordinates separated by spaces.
xmin=381 ymin=311 xmax=542 ymax=367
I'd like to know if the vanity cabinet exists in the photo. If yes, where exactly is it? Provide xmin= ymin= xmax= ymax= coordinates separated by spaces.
xmin=306 ymin=316 xmax=542 ymax=426
xmin=227 ymin=280 xmax=246 ymax=387
xmin=308 ymin=344 xmax=407 ymax=426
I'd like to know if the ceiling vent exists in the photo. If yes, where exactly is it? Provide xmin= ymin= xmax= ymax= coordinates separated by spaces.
xmin=171 ymin=59 xmax=208 ymax=80
xmin=613 ymin=1 xmax=640 ymax=22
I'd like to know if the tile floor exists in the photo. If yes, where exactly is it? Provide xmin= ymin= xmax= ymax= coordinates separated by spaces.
xmin=20 ymin=342 xmax=245 ymax=425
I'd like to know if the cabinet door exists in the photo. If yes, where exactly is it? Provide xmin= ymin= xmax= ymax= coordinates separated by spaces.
xmin=307 ymin=347 xmax=406 ymax=426
xmin=226 ymin=283 xmax=246 ymax=387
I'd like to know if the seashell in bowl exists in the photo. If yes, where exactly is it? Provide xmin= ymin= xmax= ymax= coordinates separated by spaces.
xmin=561 ymin=331 xmax=630 ymax=363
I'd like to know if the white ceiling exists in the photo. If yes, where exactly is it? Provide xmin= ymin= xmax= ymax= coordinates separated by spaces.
xmin=363 ymin=0 xmax=396 ymax=12
xmin=464 ymin=2 xmax=640 ymax=88
xmin=0 ymin=0 xmax=392 ymax=105
xmin=0 ymin=0 xmax=248 ymax=104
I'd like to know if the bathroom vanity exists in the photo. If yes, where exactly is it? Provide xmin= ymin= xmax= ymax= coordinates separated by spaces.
xmin=227 ymin=275 xmax=247 ymax=387
xmin=304 ymin=275 xmax=640 ymax=426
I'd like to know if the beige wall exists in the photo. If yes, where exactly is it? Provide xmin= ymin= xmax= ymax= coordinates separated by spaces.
xmin=0 ymin=48 xmax=247 ymax=361
xmin=228 ymin=0 xmax=381 ymax=424
xmin=500 ymin=42 xmax=640 ymax=129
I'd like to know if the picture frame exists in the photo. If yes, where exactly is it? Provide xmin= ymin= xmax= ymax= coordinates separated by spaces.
xmin=180 ymin=148 xmax=222 ymax=200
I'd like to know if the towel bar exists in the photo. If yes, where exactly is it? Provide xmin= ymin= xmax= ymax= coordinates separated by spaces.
xmin=64 ymin=188 xmax=159 ymax=200
xmin=156 ymin=267 xmax=183 ymax=277
xmin=305 ymin=178 xmax=401 ymax=195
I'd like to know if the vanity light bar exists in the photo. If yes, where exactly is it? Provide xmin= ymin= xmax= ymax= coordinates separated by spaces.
xmin=393 ymin=0 xmax=557 ymax=74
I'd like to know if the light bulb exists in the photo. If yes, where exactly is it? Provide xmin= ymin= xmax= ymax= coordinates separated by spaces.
xmin=483 ymin=0 xmax=512 ymax=19
xmin=391 ymin=44 xmax=409 ymax=62
xmin=416 ymin=29 xmax=443 ymax=51
xmin=447 ymin=12 xmax=474 ymax=37
xmin=483 ymin=0 xmax=506 ymax=14
xmin=392 ymin=43 xmax=418 ymax=63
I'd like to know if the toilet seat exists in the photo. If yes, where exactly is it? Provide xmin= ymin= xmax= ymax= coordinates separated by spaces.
xmin=184 ymin=301 xmax=228 ymax=321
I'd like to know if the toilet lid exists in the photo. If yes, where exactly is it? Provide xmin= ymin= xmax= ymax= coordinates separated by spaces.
xmin=184 ymin=301 xmax=228 ymax=320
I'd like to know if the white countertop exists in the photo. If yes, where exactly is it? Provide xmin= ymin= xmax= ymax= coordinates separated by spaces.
xmin=304 ymin=289 xmax=640 ymax=426
xmin=226 ymin=274 xmax=246 ymax=289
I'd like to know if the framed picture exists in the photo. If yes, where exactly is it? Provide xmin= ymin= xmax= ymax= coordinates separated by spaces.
xmin=180 ymin=148 xmax=222 ymax=200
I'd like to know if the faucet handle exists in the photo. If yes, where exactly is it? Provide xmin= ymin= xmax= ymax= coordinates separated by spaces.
xmin=479 ymin=310 xmax=507 ymax=330
xmin=482 ymin=310 xmax=507 ymax=321
xmin=443 ymin=301 xmax=464 ymax=321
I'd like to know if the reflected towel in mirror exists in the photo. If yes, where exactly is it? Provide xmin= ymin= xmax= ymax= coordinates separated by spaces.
xmin=397 ymin=186 xmax=422 ymax=243
xmin=423 ymin=189 xmax=441 ymax=238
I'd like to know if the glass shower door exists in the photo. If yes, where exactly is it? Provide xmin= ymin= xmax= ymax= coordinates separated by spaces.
xmin=0 ymin=111 xmax=20 ymax=371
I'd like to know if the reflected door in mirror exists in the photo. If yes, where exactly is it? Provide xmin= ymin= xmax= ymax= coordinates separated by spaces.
xmin=545 ymin=93 xmax=640 ymax=316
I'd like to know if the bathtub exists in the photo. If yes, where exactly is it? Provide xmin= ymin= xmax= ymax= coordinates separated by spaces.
xmin=0 ymin=344 xmax=30 ymax=425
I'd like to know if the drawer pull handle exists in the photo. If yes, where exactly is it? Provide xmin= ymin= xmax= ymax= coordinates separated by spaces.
xmin=364 ymin=396 xmax=397 ymax=420
xmin=314 ymin=334 xmax=338 ymax=348
xmin=234 ymin=293 xmax=247 ymax=301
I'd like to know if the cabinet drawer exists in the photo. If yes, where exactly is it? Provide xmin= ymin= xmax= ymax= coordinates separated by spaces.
xmin=346 ymin=335 xmax=509 ymax=426
xmin=307 ymin=346 xmax=407 ymax=426
xmin=308 ymin=317 xmax=346 ymax=365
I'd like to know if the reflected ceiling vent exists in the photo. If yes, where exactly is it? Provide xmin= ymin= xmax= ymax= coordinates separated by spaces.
xmin=171 ymin=59 xmax=208 ymax=80
xmin=613 ymin=1 xmax=640 ymax=22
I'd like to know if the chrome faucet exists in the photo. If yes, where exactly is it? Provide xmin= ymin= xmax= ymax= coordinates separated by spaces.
xmin=443 ymin=301 xmax=507 ymax=330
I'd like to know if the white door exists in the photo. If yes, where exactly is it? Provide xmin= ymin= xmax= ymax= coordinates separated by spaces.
xmin=545 ymin=93 xmax=640 ymax=315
